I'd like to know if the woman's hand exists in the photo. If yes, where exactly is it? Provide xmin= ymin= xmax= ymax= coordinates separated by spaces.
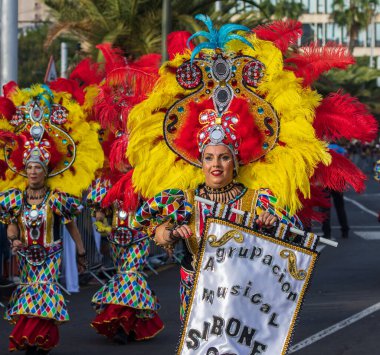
xmin=76 ymin=250 xmax=88 ymax=273
xmin=155 ymin=221 xmax=193 ymax=246
xmin=11 ymin=239 xmax=23 ymax=254
xmin=257 ymin=211 xmax=278 ymax=228
xmin=170 ymin=224 xmax=192 ymax=240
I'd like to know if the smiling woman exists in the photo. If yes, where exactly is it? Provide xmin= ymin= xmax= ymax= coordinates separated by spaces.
xmin=125 ymin=13 xmax=377 ymax=325
xmin=202 ymin=145 xmax=235 ymax=189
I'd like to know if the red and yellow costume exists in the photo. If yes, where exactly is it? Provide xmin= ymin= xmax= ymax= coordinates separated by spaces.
xmin=125 ymin=16 xmax=377 ymax=318
xmin=85 ymin=45 xmax=164 ymax=342
xmin=0 ymin=83 xmax=104 ymax=351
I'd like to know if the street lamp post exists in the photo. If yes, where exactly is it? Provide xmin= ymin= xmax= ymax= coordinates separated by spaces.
xmin=0 ymin=0 xmax=18 ymax=94
xmin=161 ymin=0 xmax=172 ymax=63
xmin=369 ymin=3 xmax=376 ymax=68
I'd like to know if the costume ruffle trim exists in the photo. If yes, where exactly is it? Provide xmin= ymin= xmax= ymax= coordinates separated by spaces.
xmin=8 ymin=316 xmax=59 ymax=351
xmin=91 ymin=304 xmax=164 ymax=341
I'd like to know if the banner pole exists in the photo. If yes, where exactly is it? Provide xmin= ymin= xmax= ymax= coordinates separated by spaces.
xmin=194 ymin=196 xmax=338 ymax=248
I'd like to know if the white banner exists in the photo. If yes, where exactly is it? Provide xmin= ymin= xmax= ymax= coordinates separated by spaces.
xmin=177 ymin=218 xmax=318 ymax=355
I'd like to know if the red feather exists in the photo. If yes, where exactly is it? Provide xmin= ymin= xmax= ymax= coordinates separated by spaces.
xmin=106 ymin=66 xmax=158 ymax=99
xmin=109 ymin=134 xmax=130 ymax=173
xmin=102 ymin=170 xmax=139 ymax=211
xmin=297 ymin=185 xmax=330 ymax=227
xmin=314 ymin=91 xmax=378 ymax=142
xmin=0 ymin=160 xmax=8 ymax=180
xmin=314 ymin=150 xmax=366 ymax=193
xmin=174 ymin=98 xmax=264 ymax=164
xmin=96 ymin=43 xmax=126 ymax=75
xmin=167 ymin=31 xmax=194 ymax=60
xmin=95 ymin=66 xmax=158 ymax=132
xmin=2 ymin=81 xmax=18 ymax=98
xmin=69 ymin=58 xmax=103 ymax=86
xmin=254 ymin=19 xmax=302 ymax=54
xmin=50 ymin=78 xmax=85 ymax=105
xmin=285 ymin=42 xmax=355 ymax=86
xmin=0 ymin=130 xmax=26 ymax=171
xmin=0 ymin=97 xmax=16 ymax=120
xmin=131 ymin=53 xmax=162 ymax=73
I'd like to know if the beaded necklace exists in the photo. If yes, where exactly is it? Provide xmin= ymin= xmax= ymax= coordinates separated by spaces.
xmin=198 ymin=182 xmax=246 ymax=204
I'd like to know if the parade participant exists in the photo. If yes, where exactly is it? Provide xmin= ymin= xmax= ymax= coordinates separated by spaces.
xmin=86 ymin=44 xmax=164 ymax=343
xmin=125 ymin=15 xmax=377 ymax=320
xmin=0 ymin=83 xmax=104 ymax=354
xmin=374 ymin=159 xmax=380 ymax=222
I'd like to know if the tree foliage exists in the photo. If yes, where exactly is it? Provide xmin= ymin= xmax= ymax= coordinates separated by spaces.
xmin=18 ymin=24 xmax=78 ymax=87
xmin=42 ymin=0 xmax=303 ymax=60
xmin=331 ymin=0 xmax=378 ymax=52
xmin=314 ymin=57 xmax=380 ymax=118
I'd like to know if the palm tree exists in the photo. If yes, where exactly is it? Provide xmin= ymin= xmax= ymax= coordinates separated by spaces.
xmin=331 ymin=0 xmax=377 ymax=53
xmin=252 ymin=0 xmax=304 ymax=19
xmin=43 ymin=0 xmax=302 ymax=61
xmin=43 ymin=0 xmax=163 ymax=60
xmin=315 ymin=59 xmax=380 ymax=118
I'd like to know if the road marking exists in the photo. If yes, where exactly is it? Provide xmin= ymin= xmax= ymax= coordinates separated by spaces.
xmin=354 ymin=231 xmax=380 ymax=240
xmin=288 ymin=302 xmax=380 ymax=353
xmin=344 ymin=196 xmax=378 ymax=217
xmin=358 ymin=193 xmax=380 ymax=197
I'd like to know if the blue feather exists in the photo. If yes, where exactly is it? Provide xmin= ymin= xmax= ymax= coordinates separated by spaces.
xmin=224 ymin=34 xmax=254 ymax=50
xmin=190 ymin=42 xmax=218 ymax=63
xmin=194 ymin=14 xmax=214 ymax=33
xmin=188 ymin=30 xmax=213 ymax=46
xmin=190 ymin=14 xmax=254 ymax=60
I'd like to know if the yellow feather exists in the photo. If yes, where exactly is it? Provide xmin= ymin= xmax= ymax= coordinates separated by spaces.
xmin=127 ymin=35 xmax=332 ymax=214
xmin=0 ymin=84 xmax=104 ymax=196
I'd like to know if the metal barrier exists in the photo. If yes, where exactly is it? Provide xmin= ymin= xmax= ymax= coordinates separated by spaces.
xmin=0 ymin=206 xmax=184 ymax=297
xmin=75 ymin=206 xmax=184 ymax=285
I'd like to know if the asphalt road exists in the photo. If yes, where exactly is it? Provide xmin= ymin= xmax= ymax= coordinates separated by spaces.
xmin=1 ymin=175 xmax=379 ymax=355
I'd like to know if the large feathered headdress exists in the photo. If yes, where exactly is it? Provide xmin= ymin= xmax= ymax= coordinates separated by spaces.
xmin=85 ymin=43 xmax=161 ymax=210
xmin=0 ymin=83 xmax=104 ymax=196
xmin=126 ymin=16 xmax=377 ymax=215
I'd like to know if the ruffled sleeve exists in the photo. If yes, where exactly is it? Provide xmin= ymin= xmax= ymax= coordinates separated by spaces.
xmin=256 ymin=188 xmax=303 ymax=229
xmin=131 ymin=189 xmax=192 ymax=232
xmin=0 ymin=189 xmax=23 ymax=224
xmin=49 ymin=191 xmax=83 ymax=224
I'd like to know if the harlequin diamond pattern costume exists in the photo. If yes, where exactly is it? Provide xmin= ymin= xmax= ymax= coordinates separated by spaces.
xmin=86 ymin=44 xmax=164 ymax=342
xmin=126 ymin=15 xmax=377 ymax=319
xmin=0 ymin=83 xmax=103 ymax=351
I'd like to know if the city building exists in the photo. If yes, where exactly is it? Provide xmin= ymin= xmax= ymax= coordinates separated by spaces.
xmin=18 ymin=0 xmax=49 ymax=32
xmin=234 ymin=0 xmax=380 ymax=58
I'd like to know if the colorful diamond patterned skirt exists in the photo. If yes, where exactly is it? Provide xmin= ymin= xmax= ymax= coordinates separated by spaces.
xmin=5 ymin=250 xmax=68 ymax=351
xmin=91 ymin=239 xmax=163 ymax=340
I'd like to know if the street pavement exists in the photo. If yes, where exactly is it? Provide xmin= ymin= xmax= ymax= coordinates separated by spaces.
xmin=1 ymin=175 xmax=379 ymax=354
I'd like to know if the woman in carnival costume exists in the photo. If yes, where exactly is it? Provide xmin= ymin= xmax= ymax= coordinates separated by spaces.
xmin=86 ymin=44 xmax=164 ymax=343
xmin=0 ymin=83 xmax=104 ymax=354
xmin=126 ymin=15 xmax=377 ymax=319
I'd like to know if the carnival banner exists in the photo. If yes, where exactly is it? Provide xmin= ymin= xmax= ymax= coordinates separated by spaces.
xmin=177 ymin=218 xmax=318 ymax=355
